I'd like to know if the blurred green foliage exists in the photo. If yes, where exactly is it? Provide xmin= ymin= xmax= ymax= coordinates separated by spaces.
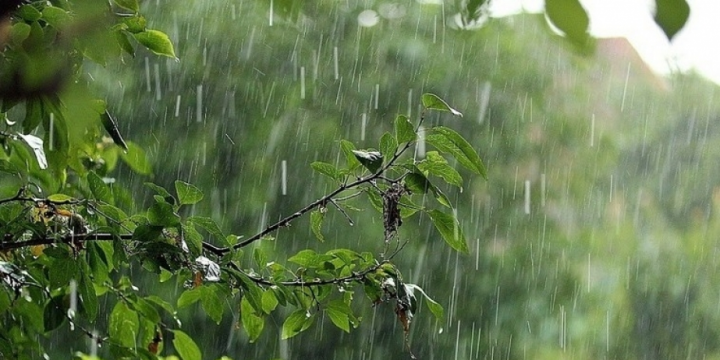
xmin=0 ymin=0 xmax=713 ymax=360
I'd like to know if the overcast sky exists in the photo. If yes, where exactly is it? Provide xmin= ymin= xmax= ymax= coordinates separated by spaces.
xmin=490 ymin=0 xmax=720 ymax=84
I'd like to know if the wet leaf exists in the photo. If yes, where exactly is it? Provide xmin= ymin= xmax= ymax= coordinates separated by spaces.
xmin=654 ymin=0 xmax=690 ymax=40
xmin=351 ymin=150 xmax=383 ymax=173
xmin=172 ymin=329 xmax=202 ymax=360
xmin=114 ymin=0 xmax=140 ymax=12
xmin=379 ymin=132 xmax=398 ymax=161
xmin=147 ymin=201 xmax=180 ymax=227
xmin=281 ymin=309 xmax=314 ymax=339
xmin=175 ymin=180 xmax=204 ymax=205
xmin=325 ymin=299 xmax=351 ymax=332
xmin=177 ymin=287 xmax=202 ymax=308
xmin=187 ymin=216 xmax=224 ymax=242
xmin=43 ymin=295 xmax=66 ymax=333
xmin=394 ymin=114 xmax=416 ymax=144
xmin=120 ymin=141 xmax=152 ymax=175
xmin=310 ymin=210 xmax=325 ymax=242
xmin=404 ymin=284 xmax=444 ymax=320
xmin=241 ymin=296 xmax=264 ymax=342
xmin=101 ymin=111 xmax=129 ymax=152
xmin=79 ymin=272 xmax=98 ymax=322
xmin=16 ymin=133 xmax=47 ymax=170
xmin=426 ymin=126 xmax=487 ymax=179
xmin=416 ymin=151 xmax=463 ymax=188
xmin=42 ymin=6 xmax=70 ymax=29
xmin=545 ymin=0 xmax=592 ymax=50
xmin=200 ymin=285 xmax=223 ymax=324
xmin=311 ymin=161 xmax=340 ymax=181
xmin=133 ymin=30 xmax=176 ymax=58
xmin=109 ymin=301 xmax=139 ymax=348
xmin=47 ymin=193 xmax=73 ymax=202
xmin=18 ymin=5 xmax=41 ymax=22
xmin=88 ymin=171 xmax=113 ymax=204
xmin=340 ymin=139 xmax=361 ymax=170
xmin=261 ymin=289 xmax=279 ymax=314
xmin=421 ymin=93 xmax=463 ymax=117
xmin=428 ymin=210 xmax=468 ymax=253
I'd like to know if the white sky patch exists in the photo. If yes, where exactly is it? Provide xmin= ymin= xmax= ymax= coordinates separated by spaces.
xmin=489 ymin=0 xmax=720 ymax=84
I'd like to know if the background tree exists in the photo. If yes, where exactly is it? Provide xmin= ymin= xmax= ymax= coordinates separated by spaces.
xmin=0 ymin=0 xmax=712 ymax=360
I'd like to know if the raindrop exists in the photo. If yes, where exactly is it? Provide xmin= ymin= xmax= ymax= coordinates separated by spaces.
xmin=281 ymin=160 xmax=287 ymax=195
xmin=154 ymin=63 xmax=161 ymax=101
xmin=524 ymin=180 xmax=530 ymax=214
xmin=541 ymin=173 xmax=546 ymax=207
xmin=144 ymin=57 xmax=151 ymax=92
xmin=361 ymin=113 xmax=367 ymax=141
xmin=68 ymin=279 xmax=77 ymax=328
xmin=175 ymin=95 xmax=181 ymax=117
xmin=416 ymin=125 xmax=425 ymax=158
xmin=196 ymin=85 xmax=203 ymax=123
xmin=333 ymin=46 xmax=339 ymax=80
xmin=269 ymin=0 xmax=274 ymax=26
xmin=590 ymin=113 xmax=595 ymax=147
xmin=621 ymin=63 xmax=631 ymax=112
xmin=478 ymin=81 xmax=491 ymax=124
xmin=358 ymin=10 xmax=379 ymax=27
xmin=300 ymin=66 xmax=306 ymax=99
xmin=374 ymin=84 xmax=379 ymax=109
xmin=407 ymin=88 xmax=413 ymax=116
xmin=48 ymin=113 xmax=54 ymax=151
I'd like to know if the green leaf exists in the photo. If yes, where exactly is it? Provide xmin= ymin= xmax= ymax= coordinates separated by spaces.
xmin=122 ymin=15 xmax=147 ymax=33
xmin=421 ymin=93 xmax=463 ymax=117
xmin=339 ymin=140 xmax=361 ymax=170
xmin=261 ymin=290 xmax=279 ymax=314
xmin=325 ymin=299 xmax=351 ymax=332
xmin=351 ymin=150 xmax=383 ymax=173
xmin=23 ymin=99 xmax=42 ymax=134
xmin=172 ymin=330 xmax=202 ymax=360
xmin=426 ymin=126 xmax=487 ymax=179
xmin=404 ymin=171 xmax=450 ymax=207
xmin=131 ymin=298 xmax=160 ymax=324
xmin=88 ymin=171 xmax=114 ymax=204
xmin=654 ymin=0 xmax=690 ymax=40
xmin=394 ymin=114 xmax=416 ymax=144
xmin=133 ymin=30 xmax=177 ymax=58
xmin=109 ymin=301 xmax=139 ymax=348
xmin=288 ymin=249 xmax=317 ymax=267
xmin=16 ymin=133 xmax=47 ymax=170
xmin=47 ymin=193 xmax=74 ymax=202
xmin=147 ymin=201 xmax=180 ymax=227
xmin=144 ymin=182 xmax=174 ymax=202
xmin=187 ymin=216 xmax=224 ymax=242
xmin=428 ymin=210 xmax=469 ymax=253
xmin=281 ymin=309 xmax=314 ymax=339
xmin=177 ymin=288 xmax=202 ymax=308
xmin=49 ymin=257 xmax=78 ymax=289
xmin=417 ymin=151 xmax=463 ymax=187
xmin=405 ymin=284 xmax=444 ymax=320
xmin=310 ymin=210 xmax=325 ymax=242
xmin=240 ymin=296 xmax=264 ymax=342
xmin=79 ymin=272 xmax=98 ymax=322
xmin=132 ymin=224 xmax=163 ymax=242
xmin=120 ymin=141 xmax=152 ymax=175
xmin=115 ymin=30 xmax=136 ymax=57
xmin=311 ymin=161 xmax=340 ymax=181
xmin=18 ymin=5 xmax=42 ymax=22
xmin=114 ymin=0 xmax=140 ymax=12
xmin=43 ymin=295 xmax=66 ymax=333
xmin=200 ymin=285 xmax=223 ymax=324
xmin=175 ymin=180 xmax=204 ymax=205
xmin=379 ymin=132 xmax=398 ymax=162
xmin=9 ymin=22 xmax=31 ymax=46
xmin=545 ymin=0 xmax=592 ymax=50
xmin=42 ymin=6 xmax=70 ymax=29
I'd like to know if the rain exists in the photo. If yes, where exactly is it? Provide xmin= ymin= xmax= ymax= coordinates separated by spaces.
xmin=1 ymin=0 xmax=718 ymax=359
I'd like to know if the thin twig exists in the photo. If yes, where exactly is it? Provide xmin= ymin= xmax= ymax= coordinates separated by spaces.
xmin=328 ymin=198 xmax=354 ymax=226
